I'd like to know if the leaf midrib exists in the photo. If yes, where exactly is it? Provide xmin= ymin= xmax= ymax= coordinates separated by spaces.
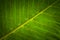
xmin=0 ymin=0 xmax=59 ymax=40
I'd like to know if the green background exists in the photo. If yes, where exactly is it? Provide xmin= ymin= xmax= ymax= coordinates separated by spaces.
xmin=0 ymin=0 xmax=60 ymax=40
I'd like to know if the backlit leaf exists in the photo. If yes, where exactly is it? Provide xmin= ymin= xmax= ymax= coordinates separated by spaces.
xmin=0 ymin=0 xmax=60 ymax=40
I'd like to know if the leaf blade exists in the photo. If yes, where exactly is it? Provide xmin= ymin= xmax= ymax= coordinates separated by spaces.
xmin=0 ymin=0 xmax=59 ymax=40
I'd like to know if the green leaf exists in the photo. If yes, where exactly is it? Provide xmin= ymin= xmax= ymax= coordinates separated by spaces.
xmin=0 ymin=0 xmax=60 ymax=40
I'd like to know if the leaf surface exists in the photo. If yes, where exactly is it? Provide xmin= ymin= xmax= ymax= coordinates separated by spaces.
xmin=0 ymin=0 xmax=60 ymax=40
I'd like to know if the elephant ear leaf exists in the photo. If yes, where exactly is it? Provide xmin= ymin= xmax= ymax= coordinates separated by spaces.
xmin=0 ymin=0 xmax=60 ymax=40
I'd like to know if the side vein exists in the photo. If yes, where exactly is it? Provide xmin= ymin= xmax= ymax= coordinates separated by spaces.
xmin=0 ymin=0 xmax=59 ymax=40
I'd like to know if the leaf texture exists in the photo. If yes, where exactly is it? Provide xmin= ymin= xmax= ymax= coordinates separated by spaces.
xmin=0 ymin=0 xmax=60 ymax=40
